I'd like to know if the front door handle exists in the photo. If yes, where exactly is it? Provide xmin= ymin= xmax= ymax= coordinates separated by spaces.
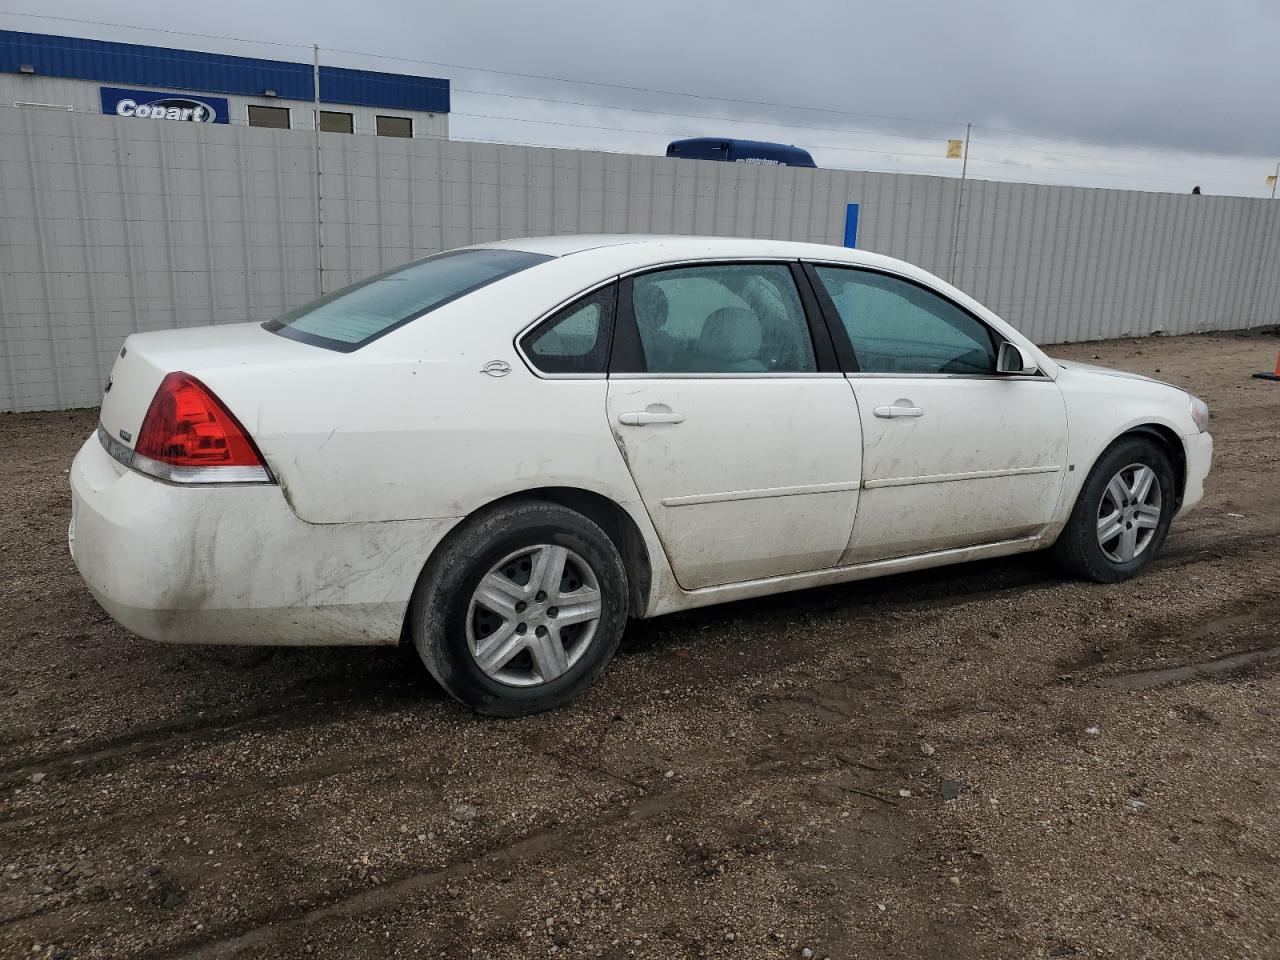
xmin=873 ymin=403 xmax=924 ymax=419
xmin=618 ymin=410 xmax=685 ymax=426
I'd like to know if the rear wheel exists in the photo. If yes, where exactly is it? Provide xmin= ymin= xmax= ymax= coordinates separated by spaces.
xmin=410 ymin=502 xmax=629 ymax=716
xmin=1051 ymin=436 xmax=1176 ymax=583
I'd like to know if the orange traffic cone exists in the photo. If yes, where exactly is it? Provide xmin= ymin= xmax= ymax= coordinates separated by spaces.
xmin=1254 ymin=350 xmax=1280 ymax=382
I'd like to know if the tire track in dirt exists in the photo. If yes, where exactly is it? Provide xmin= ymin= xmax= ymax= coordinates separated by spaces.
xmin=9 ymin=651 xmax=916 ymax=956
xmin=1 ymin=519 xmax=1265 ymax=802
xmin=158 ymin=791 xmax=695 ymax=960
xmin=0 ymin=677 xmax=425 ymax=789
xmin=911 ymin=587 xmax=1280 ymax=759
xmin=149 ymin=717 xmax=910 ymax=960
xmin=1093 ymin=644 xmax=1280 ymax=691
xmin=5 ymin=520 xmax=1272 ymax=948
xmin=6 ymin=707 xmax=906 ymax=956
xmin=1054 ymin=589 xmax=1280 ymax=682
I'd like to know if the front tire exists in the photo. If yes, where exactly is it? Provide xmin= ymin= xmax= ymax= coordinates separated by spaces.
xmin=1051 ymin=435 xmax=1176 ymax=583
xmin=410 ymin=501 xmax=629 ymax=717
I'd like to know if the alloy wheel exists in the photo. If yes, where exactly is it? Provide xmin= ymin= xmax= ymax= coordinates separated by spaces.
xmin=465 ymin=544 xmax=603 ymax=687
xmin=1096 ymin=462 xmax=1163 ymax=563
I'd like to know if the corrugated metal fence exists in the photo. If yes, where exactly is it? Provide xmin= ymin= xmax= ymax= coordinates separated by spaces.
xmin=3 ymin=108 xmax=1279 ymax=411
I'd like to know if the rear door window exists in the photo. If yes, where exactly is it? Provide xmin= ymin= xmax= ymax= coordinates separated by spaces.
xmin=628 ymin=264 xmax=816 ymax=374
xmin=265 ymin=248 xmax=552 ymax=352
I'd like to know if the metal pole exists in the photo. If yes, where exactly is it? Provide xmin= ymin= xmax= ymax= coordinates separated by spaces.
xmin=1272 ymin=160 xmax=1279 ymax=200
xmin=313 ymin=44 xmax=324 ymax=296
xmin=948 ymin=121 xmax=971 ymax=283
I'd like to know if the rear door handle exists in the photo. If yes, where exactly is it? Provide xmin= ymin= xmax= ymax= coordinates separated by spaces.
xmin=873 ymin=404 xmax=924 ymax=419
xmin=618 ymin=410 xmax=685 ymax=426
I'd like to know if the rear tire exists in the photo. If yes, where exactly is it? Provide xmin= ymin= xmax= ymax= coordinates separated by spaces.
xmin=1051 ymin=436 xmax=1176 ymax=583
xmin=409 ymin=501 xmax=629 ymax=717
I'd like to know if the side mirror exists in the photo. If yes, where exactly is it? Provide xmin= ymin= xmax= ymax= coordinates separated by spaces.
xmin=996 ymin=341 xmax=1037 ymax=375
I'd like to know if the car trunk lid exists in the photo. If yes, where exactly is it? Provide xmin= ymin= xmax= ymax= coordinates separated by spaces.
xmin=98 ymin=322 xmax=319 ymax=454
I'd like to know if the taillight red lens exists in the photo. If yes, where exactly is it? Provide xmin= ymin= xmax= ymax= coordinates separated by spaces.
xmin=135 ymin=372 xmax=266 ymax=470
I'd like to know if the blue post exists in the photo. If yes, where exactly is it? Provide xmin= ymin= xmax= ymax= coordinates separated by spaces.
xmin=843 ymin=203 xmax=860 ymax=248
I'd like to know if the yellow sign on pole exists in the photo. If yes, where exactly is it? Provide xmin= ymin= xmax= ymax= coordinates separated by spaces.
xmin=947 ymin=139 xmax=964 ymax=159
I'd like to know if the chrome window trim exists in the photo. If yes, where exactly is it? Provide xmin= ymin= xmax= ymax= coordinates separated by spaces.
xmin=524 ymin=371 xmax=609 ymax=381
xmin=97 ymin=424 xmax=273 ymax=486
xmin=610 ymin=371 xmax=842 ymax=380
xmin=803 ymin=258 xmax=975 ymax=305
xmin=516 ymin=256 xmax=1052 ymax=383
xmin=514 ymin=258 xmax=817 ymax=381
xmin=844 ymin=371 xmax=1050 ymax=381
xmin=802 ymin=258 xmax=920 ymax=283
xmin=618 ymin=256 xmax=801 ymax=278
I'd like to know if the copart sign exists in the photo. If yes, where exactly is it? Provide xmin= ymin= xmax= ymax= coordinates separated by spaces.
xmin=100 ymin=86 xmax=229 ymax=124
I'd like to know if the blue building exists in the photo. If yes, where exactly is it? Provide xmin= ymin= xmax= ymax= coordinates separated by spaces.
xmin=0 ymin=29 xmax=450 ymax=138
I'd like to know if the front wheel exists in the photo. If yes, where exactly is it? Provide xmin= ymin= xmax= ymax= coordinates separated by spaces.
xmin=409 ymin=502 xmax=629 ymax=716
xmin=1051 ymin=436 xmax=1177 ymax=583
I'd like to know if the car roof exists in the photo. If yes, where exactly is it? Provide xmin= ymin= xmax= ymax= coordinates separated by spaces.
xmin=470 ymin=234 xmax=671 ymax=257
xmin=471 ymin=233 xmax=894 ymax=269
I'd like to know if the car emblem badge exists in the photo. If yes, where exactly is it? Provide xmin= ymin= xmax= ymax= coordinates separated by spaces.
xmin=104 ymin=374 xmax=113 ymax=394
xmin=480 ymin=360 xmax=511 ymax=378
xmin=118 ymin=429 xmax=132 ymax=442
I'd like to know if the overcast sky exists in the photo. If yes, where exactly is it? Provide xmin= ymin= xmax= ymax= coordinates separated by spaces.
xmin=3 ymin=0 xmax=1278 ymax=196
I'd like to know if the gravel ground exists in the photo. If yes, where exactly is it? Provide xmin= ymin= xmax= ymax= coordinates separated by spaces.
xmin=1 ymin=331 xmax=1278 ymax=960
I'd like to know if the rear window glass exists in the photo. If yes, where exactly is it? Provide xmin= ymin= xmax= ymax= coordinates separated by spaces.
xmin=265 ymin=248 xmax=552 ymax=351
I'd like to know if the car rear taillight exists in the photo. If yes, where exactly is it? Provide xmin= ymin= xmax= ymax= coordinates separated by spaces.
xmin=130 ymin=372 xmax=272 ymax=483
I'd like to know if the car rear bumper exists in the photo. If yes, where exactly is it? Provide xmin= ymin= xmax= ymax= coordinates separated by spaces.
xmin=69 ymin=433 xmax=458 ymax=646
xmin=1178 ymin=430 xmax=1213 ymax=516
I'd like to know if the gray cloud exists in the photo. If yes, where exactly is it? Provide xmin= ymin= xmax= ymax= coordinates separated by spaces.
xmin=4 ymin=0 xmax=1277 ymax=193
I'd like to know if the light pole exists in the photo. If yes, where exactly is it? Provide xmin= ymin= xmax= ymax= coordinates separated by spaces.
xmin=313 ymin=44 xmax=324 ymax=295
xmin=948 ymin=122 xmax=971 ymax=283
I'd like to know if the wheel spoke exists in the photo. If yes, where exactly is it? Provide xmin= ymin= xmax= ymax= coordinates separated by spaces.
xmin=472 ymin=622 xmax=524 ymax=674
xmin=1134 ymin=503 xmax=1161 ymax=529
xmin=531 ymin=545 xmax=569 ymax=597
xmin=1097 ymin=512 xmax=1124 ymax=545
xmin=555 ymin=588 xmax=602 ymax=626
xmin=529 ymin=628 xmax=570 ymax=681
xmin=475 ymin=572 xmax=522 ymax=616
xmin=1106 ymin=475 xmax=1129 ymax=511
xmin=1130 ymin=465 xmax=1155 ymax=503
xmin=1118 ymin=523 xmax=1139 ymax=561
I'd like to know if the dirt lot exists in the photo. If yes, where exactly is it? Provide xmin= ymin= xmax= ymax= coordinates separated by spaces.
xmin=1 ymin=331 xmax=1278 ymax=960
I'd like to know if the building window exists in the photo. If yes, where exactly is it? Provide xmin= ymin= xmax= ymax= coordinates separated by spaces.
xmin=377 ymin=115 xmax=413 ymax=138
xmin=13 ymin=101 xmax=75 ymax=112
xmin=248 ymin=105 xmax=290 ymax=129
xmin=317 ymin=110 xmax=353 ymax=134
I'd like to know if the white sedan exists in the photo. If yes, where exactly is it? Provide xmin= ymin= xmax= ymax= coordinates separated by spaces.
xmin=69 ymin=235 xmax=1212 ymax=715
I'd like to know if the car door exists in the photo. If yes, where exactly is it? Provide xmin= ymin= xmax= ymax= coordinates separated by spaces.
xmin=805 ymin=263 xmax=1068 ymax=563
xmin=605 ymin=261 xmax=862 ymax=590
